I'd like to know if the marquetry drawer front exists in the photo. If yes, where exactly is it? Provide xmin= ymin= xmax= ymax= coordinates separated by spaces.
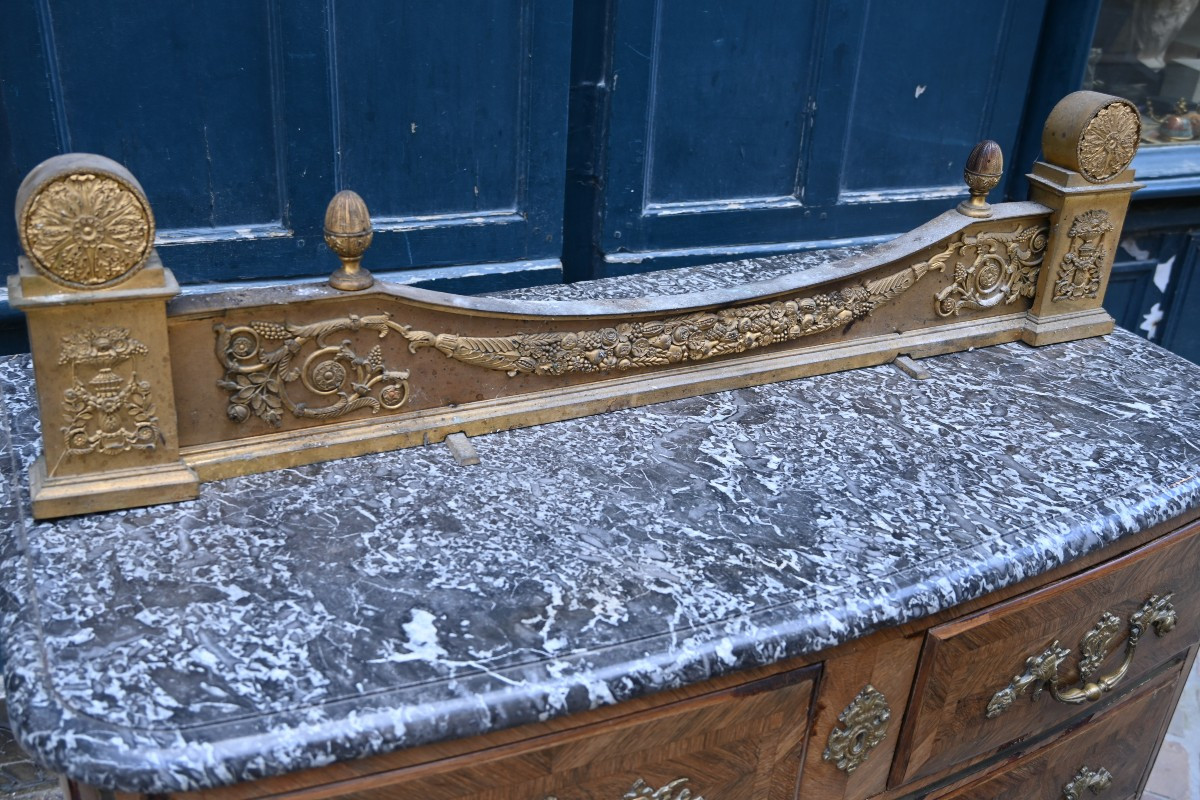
xmin=933 ymin=662 xmax=1185 ymax=799
xmin=893 ymin=521 xmax=1200 ymax=785
xmin=327 ymin=665 xmax=818 ymax=800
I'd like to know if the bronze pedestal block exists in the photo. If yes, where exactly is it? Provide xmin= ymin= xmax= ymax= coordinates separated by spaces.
xmin=9 ymin=154 xmax=199 ymax=517
xmin=9 ymin=93 xmax=1143 ymax=518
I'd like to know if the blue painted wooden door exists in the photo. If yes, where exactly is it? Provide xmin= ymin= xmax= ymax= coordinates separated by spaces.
xmin=582 ymin=0 xmax=1049 ymax=277
xmin=0 ymin=1 xmax=572 ymax=286
xmin=3 ymin=0 xmax=1068 ymax=350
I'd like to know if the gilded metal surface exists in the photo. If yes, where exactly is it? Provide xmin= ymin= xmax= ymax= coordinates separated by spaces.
xmin=1052 ymin=593 xmax=1177 ymax=705
xmin=1077 ymin=611 xmax=1122 ymax=680
xmin=1042 ymin=92 xmax=1140 ymax=183
xmin=958 ymin=140 xmax=1003 ymax=218
xmin=403 ymin=246 xmax=962 ymax=378
xmin=823 ymin=684 xmax=891 ymax=774
xmin=545 ymin=778 xmax=702 ymax=800
xmin=621 ymin=778 xmax=702 ymax=800
xmin=985 ymin=594 xmax=1176 ymax=718
xmin=217 ymin=241 xmax=969 ymax=407
xmin=985 ymin=642 xmax=1071 ymax=718
xmin=1062 ymin=765 xmax=1113 ymax=800
xmin=1077 ymin=102 xmax=1140 ymax=183
xmin=216 ymin=316 xmax=410 ymax=427
xmin=325 ymin=190 xmax=374 ymax=291
xmin=1131 ymin=592 xmax=1178 ymax=637
xmin=1053 ymin=210 xmax=1112 ymax=302
xmin=8 ymin=91 xmax=1144 ymax=516
xmin=58 ymin=328 xmax=159 ymax=456
xmin=934 ymin=224 xmax=1048 ymax=317
xmin=20 ymin=172 xmax=153 ymax=289
xmin=960 ymin=170 xmax=1001 ymax=210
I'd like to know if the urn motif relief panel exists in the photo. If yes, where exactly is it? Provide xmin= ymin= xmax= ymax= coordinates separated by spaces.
xmin=58 ymin=327 xmax=160 ymax=456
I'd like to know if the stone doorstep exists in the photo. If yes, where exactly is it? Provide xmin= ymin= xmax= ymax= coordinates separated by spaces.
xmin=1146 ymin=739 xmax=1194 ymax=800
xmin=1145 ymin=655 xmax=1200 ymax=800
xmin=0 ymin=700 xmax=58 ymax=800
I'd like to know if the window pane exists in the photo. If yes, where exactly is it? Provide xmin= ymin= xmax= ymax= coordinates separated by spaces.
xmin=1087 ymin=0 xmax=1200 ymax=146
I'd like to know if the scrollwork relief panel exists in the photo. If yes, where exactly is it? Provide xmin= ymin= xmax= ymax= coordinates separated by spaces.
xmin=217 ymin=224 xmax=1048 ymax=428
xmin=215 ymin=316 xmax=411 ymax=427
xmin=934 ymin=224 xmax=1048 ymax=317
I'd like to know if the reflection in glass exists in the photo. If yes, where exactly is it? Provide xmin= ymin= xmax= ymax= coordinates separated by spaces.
xmin=1087 ymin=0 xmax=1200 ymax=145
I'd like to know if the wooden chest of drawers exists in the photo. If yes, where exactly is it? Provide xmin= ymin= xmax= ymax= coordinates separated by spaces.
xmin=933 ymin=667 xmax=1184 ymax=800
xmin=290 ymin=666 xmax=819 ymax=800
xmin=894 ymin=520 xmax=1200 ymax=786
xmin=117 ymin=516 xmax=1198 ymax=800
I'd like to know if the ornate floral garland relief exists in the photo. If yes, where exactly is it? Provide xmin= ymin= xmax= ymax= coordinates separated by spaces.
xmin=218 ymin=223 xmax=1046 ymax=427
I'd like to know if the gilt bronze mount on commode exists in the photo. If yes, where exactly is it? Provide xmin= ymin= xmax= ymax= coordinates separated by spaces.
xmin=8 ymin=92 xmax=1143 ymax=518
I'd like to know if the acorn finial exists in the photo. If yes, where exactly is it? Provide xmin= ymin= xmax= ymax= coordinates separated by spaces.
xmin=324 ymin=190 xmax=374 ymax=291
xmin=957 ymin=140 xmax=1003 ymax=219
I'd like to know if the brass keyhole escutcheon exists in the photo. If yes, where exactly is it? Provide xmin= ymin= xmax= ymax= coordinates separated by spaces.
xmin=824 ymin=685 xmax=891 ymax=774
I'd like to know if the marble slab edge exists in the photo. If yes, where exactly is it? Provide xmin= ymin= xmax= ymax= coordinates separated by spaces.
xmin=2 ymin=455 xmax=1200 ymax=793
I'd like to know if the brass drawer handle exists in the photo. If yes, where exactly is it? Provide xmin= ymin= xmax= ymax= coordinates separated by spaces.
xmin=986 ymin=593 xmax=1176 ymax=718
xmin=1062 ymin=765 xmax=1112 ymax=799
xmin=621 ymin=778 xmax=702 ymax=800
xmin=544 ymin=777 xmax=703 ymax=800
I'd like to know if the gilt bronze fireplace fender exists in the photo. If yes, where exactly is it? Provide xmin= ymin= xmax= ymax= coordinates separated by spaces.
xmin=8 ymin=91 xmax=1142 ymax=518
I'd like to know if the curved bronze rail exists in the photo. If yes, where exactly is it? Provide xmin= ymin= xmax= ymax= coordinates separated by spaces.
xmin=8 ymin=92 xmax=1146 ymax=517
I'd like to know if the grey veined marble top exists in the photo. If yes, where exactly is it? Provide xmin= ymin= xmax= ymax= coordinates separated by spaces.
xmin=3 ymin=253 xmax=1200 ymax=793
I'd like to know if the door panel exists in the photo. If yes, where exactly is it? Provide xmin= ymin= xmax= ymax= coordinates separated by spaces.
xmin=1161 ymin=234 xmax=1200 ymax=363
xmin=840 ymin=3 xmax=1029 ymax=197
xmin=332 ymin=0 xmax=569 ymax=272
xmin=40 ymin=3 xmax=284 ymax=231
xmin=642 ymin=0 xmax=819 ymax=208
xmin=1102 ymin=231 xmax=1184 ymax=345
xmin=2 ymin=0 xmax=295 ymax=282
xmin=0 ymin=0 xmax=572 ymax=285
xmin=335 ymin=1 xmax=527 ymax=218
xmin=600 ymin=0 xmax=824 ymax=263
xmin=592 ymin=0 xmax=1049 ymax=276
xmin=2 ymin=1 xmax=1079 ymax=349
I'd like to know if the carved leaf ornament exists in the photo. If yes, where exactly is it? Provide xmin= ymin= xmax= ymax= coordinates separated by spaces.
xmin=934 ymin=224 xmax=1047 ymax=317
xmin=399 ymin=250 xmax=956 ymax=378
xmin=824 ymin=685 xmax=891 ymax=773
xmin=216 ymin=315 xmax=411 ymax=427
xmin=1053 ymin=210 xmax=1111 ymax=302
